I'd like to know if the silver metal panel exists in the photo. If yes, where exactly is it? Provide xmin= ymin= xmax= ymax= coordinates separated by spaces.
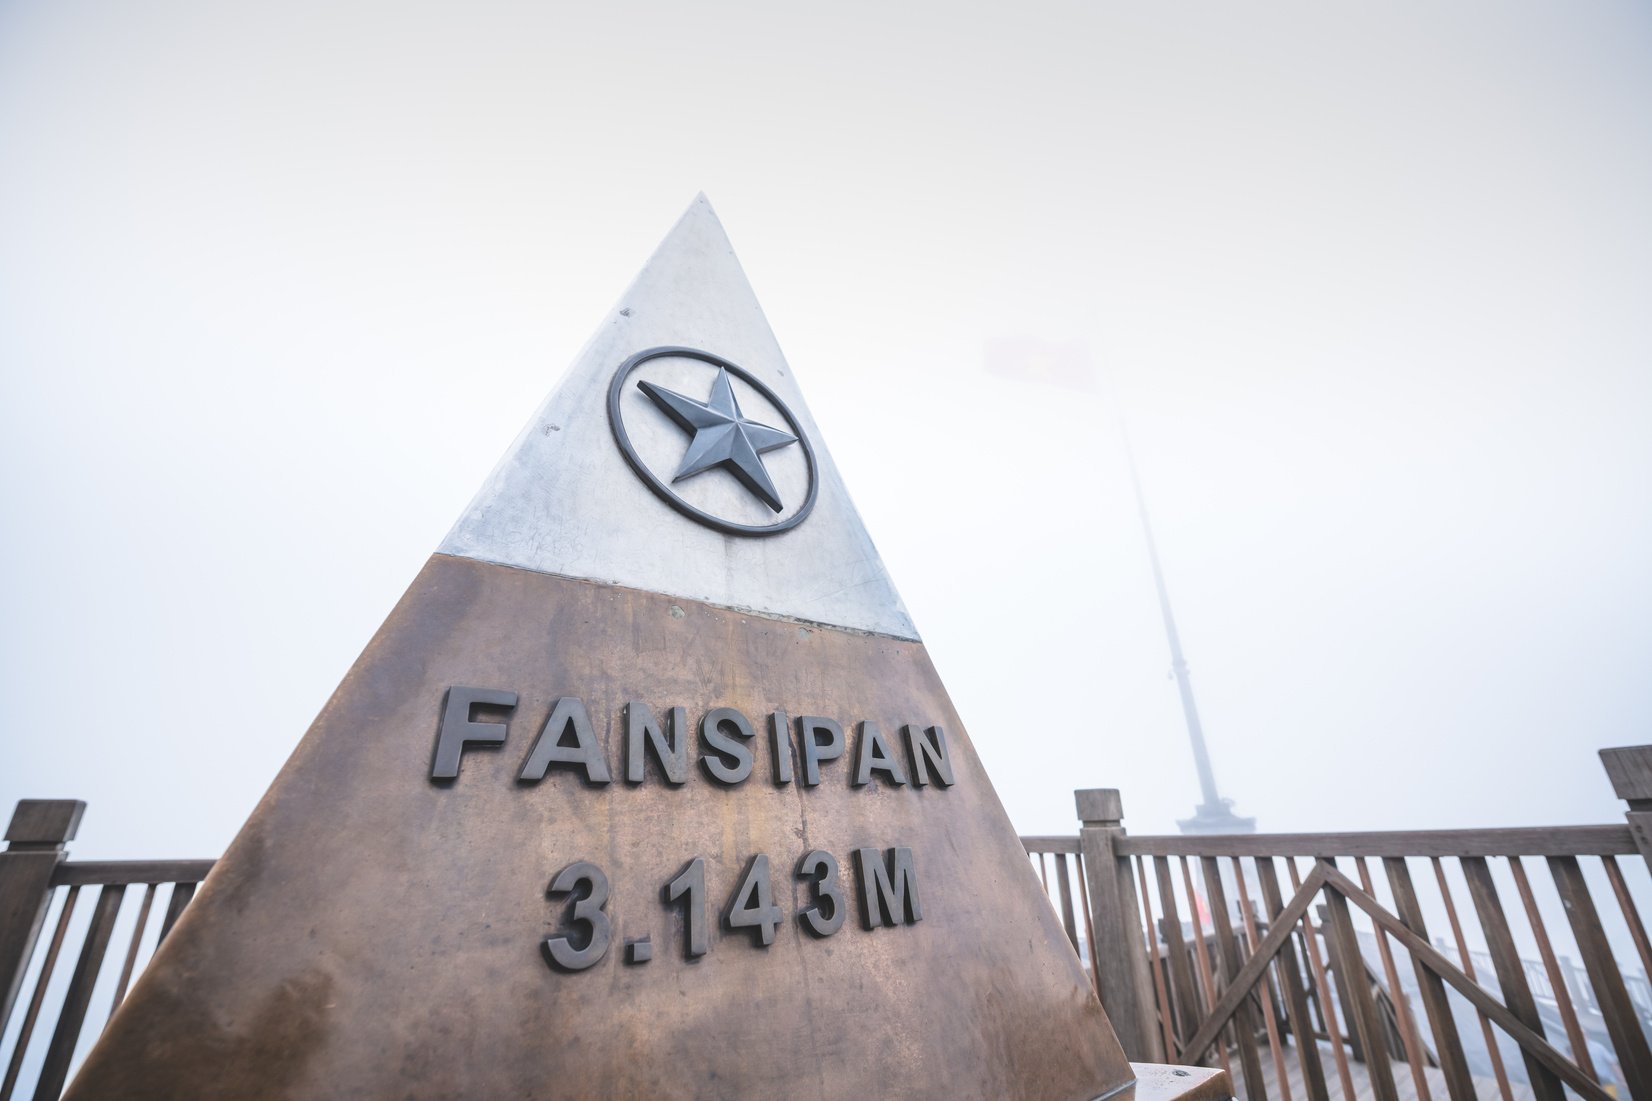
xmin=439 ymin=196 xmax=918 ymax=640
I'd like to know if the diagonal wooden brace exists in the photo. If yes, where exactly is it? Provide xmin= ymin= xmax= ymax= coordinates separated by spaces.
xmin=1318 ymin=864 xmax=1612 ymax=1101
xmin=1180 ymin=862 xmax=1328 ymax=1063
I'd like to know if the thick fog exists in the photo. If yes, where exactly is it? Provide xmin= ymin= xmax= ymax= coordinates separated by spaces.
xmin=3 ymin=2 xmax=1650 ymax=860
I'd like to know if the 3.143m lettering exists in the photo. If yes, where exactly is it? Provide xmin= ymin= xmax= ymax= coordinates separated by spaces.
xmin=543 ymin=846 xmax=922 ymax=972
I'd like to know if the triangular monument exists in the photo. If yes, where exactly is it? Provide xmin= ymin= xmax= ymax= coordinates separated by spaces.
xmin=66 ymin=197 xmax=1133 ymax=1100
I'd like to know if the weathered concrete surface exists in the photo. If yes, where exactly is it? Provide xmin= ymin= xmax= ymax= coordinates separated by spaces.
xmin=66 ymin=558 xmax=1130 ymax=1100
xmin=439 ymin=194 xmax=917 ymax=640
xmin=1124 ymin=1064 xmax=1234 ymax=1101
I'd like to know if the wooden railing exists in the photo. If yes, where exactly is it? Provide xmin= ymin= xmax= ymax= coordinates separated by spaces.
xmin=7 ymin=745 xmax=1652 ymax=1100
xmin=0 ymin=801 xmax=212 ymax=1101
xmin=1024 ymin=744 xmax=1652 ymax=1101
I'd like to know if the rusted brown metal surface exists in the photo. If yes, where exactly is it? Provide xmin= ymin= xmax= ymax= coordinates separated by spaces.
xmin=63 ymin=554 xmax=1130 ymax=1100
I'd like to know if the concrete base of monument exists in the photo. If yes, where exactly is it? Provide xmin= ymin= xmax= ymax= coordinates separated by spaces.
xmin=1122 ymin=1064 xmax=1235 ymax=1101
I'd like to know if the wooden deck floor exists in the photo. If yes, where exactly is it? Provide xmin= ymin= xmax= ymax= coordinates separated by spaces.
xmin=1223 ymin=1038 xmax=1544 ymax=1101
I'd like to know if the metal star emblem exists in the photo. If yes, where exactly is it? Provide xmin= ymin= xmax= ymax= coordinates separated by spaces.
xmin=637 ymin=368 xmax=799 ymax=512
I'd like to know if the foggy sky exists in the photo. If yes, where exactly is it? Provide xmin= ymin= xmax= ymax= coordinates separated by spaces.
xmin=2 ymin=1 xmax=1650 ymax=862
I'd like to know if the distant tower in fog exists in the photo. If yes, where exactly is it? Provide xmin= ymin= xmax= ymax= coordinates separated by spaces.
xmin=1125 ymin=437 xmax=1256 ymax=835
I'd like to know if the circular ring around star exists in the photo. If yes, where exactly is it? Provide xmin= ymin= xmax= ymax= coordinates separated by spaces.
xmin=607 ymin=346 xmax=819 ymax=536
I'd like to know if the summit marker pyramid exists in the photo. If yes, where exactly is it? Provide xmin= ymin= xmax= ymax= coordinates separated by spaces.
xmin=66 ymin=197 xmax=1132 ymax=1100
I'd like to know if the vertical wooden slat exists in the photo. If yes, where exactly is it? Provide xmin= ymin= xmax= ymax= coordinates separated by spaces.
xmin=1178 ymin=858 xmax=1231 ymax=1080
xmin=1178 ymin=857 xmax=1216 ymax=1014
xmin=108 ymin=883 xmax=156 ymax=1015
xmin=1054 ymin=853 xmax=1081 ymax=956
xmin=32 ymin=884 xmax=125 ymax=1101
xmin=1312 ymin=865 xmax=1365 ymax=1066
xmin=1319 ymin=907 xmax=1365 ymax=1064
xmin=1320 ymin=859 xmax=1399 ymax=1101
xmin=1137 ymin=855 xmax=1180 ymax=1059
xmin=156 ymin=881 xmax=195 ymax=945
xmin=1355 ymin=858 xmax=1432 ymax=1101
xmin=0 ymin=888 xmax=78 ymax=1101
xmin=1382 ymin=857 xmax=1476 ymax=1101
xmin=1232 ymin=858 xmax=1292 ymax=1101
xmin=1550 ymin=854 xmax=1652 ymax=1096
xmin=1257 ymin=858 xmax=1330 ymax=1101
xmin=1509 ymin=856 xmax=1597 ymax=1081
xmin=1072 ymin=851 xmax=1102 ymax=992
xmin=1289 ymin=858 xmax=1356 ymax=1101
xmin=1460 ymin=855 xmax=1564 ymax=1101
xmin=1431 ymin=857 xmax=1513 ymax=1101
xmin=1035 ymin=852 xmax=1049 ymax=895
xmin=1201 ymin=856 xmax=1266 ymax=1100
xmin=1155 ymin=856 xmax=1201 ymax=1053
xmin=1303 ymin=958 xmax=1329 ymax=1037
xmin=1602 ymin=855 xmax=1652 ymax=992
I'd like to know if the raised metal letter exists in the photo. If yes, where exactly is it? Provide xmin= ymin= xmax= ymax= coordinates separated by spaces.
xmin=430 ymin=686 xmax=517 ymax=781
xmin=699 ymin=707 xmax=755 ymax=785
xmin=796 ymin=716 xmax=844 ymax=786
xmin=769 ymin=710 xmax=794 ymax=785
xmin=904 ymin=724 xmax=955 ymax=787
xmin=852 ymin=720 xmax=909 ymax=787
xmin=624 ymin=702 xmax=688 ymax=784
xmin=853 ymin=847 xmax=923 ymax=929
xmin=519 ymin=697 xmax=611 ymax=784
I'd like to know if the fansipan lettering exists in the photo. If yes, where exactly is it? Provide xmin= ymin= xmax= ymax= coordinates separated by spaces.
xmin=430 ymin=690 xmax=956 ymax=791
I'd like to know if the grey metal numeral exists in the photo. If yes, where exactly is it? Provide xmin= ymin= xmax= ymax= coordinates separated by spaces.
xmin=543 ymin=861 xmax=611 ymax=971
xmin=797 ymin=849 xmax=845 ymax=937
xmin=665 ymin=856 xmax=709 ymax=958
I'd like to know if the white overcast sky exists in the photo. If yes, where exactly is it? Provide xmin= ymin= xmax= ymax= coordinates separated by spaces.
xmin=2 ymin=1 xmax=1650 ymax=859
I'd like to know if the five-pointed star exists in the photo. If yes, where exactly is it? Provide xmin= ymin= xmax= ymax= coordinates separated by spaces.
xmin=637 ymin=368 xmax=798 ymax=512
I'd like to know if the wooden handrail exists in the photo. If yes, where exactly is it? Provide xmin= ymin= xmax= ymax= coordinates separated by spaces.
xmin=51 ymin=860 xmax=215 ymax=887
xmin=1021 ymin=836 xmax=1081 ymax=854
xmin=1117 ymin=824 xmax=1631 ymax=858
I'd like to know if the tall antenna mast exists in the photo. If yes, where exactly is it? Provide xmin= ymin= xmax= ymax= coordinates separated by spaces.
xmin=1123 ymin=432 xmax=1255 ymax=834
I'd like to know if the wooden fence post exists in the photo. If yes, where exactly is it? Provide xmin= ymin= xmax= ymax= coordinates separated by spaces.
xmin=1076 ymin=787 xmax=1164 ymax=1062
xmin=1600 ymin=745 xmax=1652 ymax=877
xmin=0 ymin=799 xmax=84 ymax=1035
